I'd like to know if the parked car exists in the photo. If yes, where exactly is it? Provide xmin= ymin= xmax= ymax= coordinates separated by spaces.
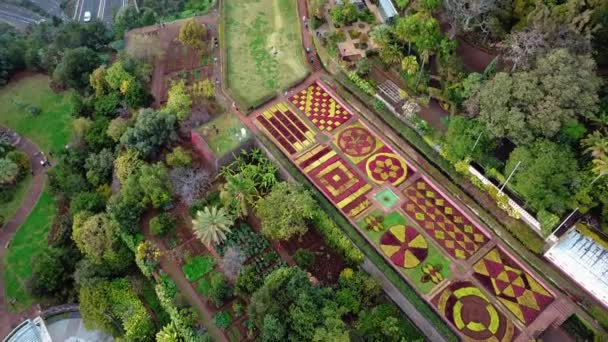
xmin=84 ymin=11 xmax=91 ymax=22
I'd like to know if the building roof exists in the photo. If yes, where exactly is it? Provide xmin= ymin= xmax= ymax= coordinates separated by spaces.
xmin=3 ymin=320 xmax=43 ymax=342
xmin=545 ymin=228 xmax=608 ymax=306
xmin=378 ymin=0 xmax=398 ymax=20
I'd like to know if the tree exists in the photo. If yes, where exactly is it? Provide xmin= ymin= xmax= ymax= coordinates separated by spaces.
xmin=0 ymin=158 xmax=19 ymax=185
xmin=378 ymin=44 xmax=404 ymax=65
xmin=170 ymin=167 xmax=211 ymax=206
xmin=443 ymin=0 xmax=497 ymax=37
xmin=53 ymin=47 xmax=100 ymax=90
xmin=150 ymin=212 xmax=176 ymax=236
xmin=107 ymin=117 xmax=129 ymax=142
xmin=370 ymin=25 xmax=393 ymax=49
xmin=72 ymin=212 xmax=132 ymax=271
xmin=443 ymin=116 xmax=494 ymax=165
xmin=5 ymin=150 xmax=30 ymax=179
xmin=107 ymin=173 xmax=145 ymax=232
xmin=475 ymin=49 xmax=601 ymax=145
xmin=127 ymin=33 xmax=164 ymax=62
xmin=166 ymin=80 xmax=192 ymax=121
xmin=220 ymin=173 xmax=258 ymax=218
xmin=355 ymin=58 xmax=372 ymax=76
xmin=192 ymin=206 xmax=234 ymax=247
xmin=120 ymin=109 xmax=177 ymax=159
xmin=401 ymin=55 xmax=419 ymax=76
xmin=178 ymin=19 xmax=207 ymax=50
xmin=139 ymin=162 xmax=173 ymax=208
xmin=114 ymin=149 xmax=143 ymax=183
xmin=582 ymin=131 xmax=608 ymax=178
xmin=114 ymin=5 xmax=157 ymax=39
xmin=500 ymin=28 xmax=547 ymax=71
xmin=330 ymin=3 xmax=358 ymax=26
xmin=157 ymin=322 xmax=185 ymax=342
xmin=166 ymin=146 xmax=192 ymax=168
xmin=222 ymin=247 xmax=245 ymax=281
xmin=256 ymin=182 xmax=315 ymax=241
xmin=355 ymin=303 xmax=413 ymax=341
xmin=90 ymin=65 xmax=108 ymax=96
xmin=105 ymin=61 xmax=135 ymax=91
xmin=85 ymin=148 xmax=114 ymax=187
xmin=94 ymin=92 xmax=120 ymax=117
xmin=135 ymin=241 xmax=161 ymax=277
xmin=505 ymin=139 xmax=580 ymax=213
xmin=29 ymin=246 xmax=77 ymax=299
xmin=208 ymin=272 xmax=233 ymax=307
xmin=69 ymin=191 xmax=107 ymax=216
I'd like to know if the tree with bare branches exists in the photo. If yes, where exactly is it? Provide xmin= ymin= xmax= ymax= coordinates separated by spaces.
xmin=170 ymin=167 xmax=211 ymax=206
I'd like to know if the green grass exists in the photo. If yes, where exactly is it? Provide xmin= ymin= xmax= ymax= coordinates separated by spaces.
xmin=0 ymin=174 xmax=32 ymax=226
xmin=0 ymin=74 xmax=73 ymax=153
xmin=195 ymin=113 xmax=251 ymax=157
xmin=182 ymin=255 xmax=216 ymax=282
xmin=358 ymin=210 xmax=451 ymax=294
xmin=223 ymin=0 xmax=308 ymax=109
xmin=3 ymin=190 xmax=56 ymax=311
xmin=375 ymin=188 xmax=400 ymax=209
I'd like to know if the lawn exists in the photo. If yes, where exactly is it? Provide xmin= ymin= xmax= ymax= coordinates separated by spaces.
xmin=182 ymin=255 xmax=216 ymax=282
xmin=0 ymin=174 xmax=32 ymax=226
xmin=223 ymin=0 xmax=309 ymax=109
xmin=0 ymin=74 xmax=73 ymax=153
xmin=194 ymin=113 xmax=251 ymax=157
xmin=358 ymin=210 xmax=451 ymax=294
xmin=3 ymin=190 xmax=56 ymax=311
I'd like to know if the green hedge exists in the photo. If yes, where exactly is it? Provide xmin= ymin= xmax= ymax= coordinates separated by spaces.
xmin=257 ymin=136 xmax=458 ymax=342
xmin=561 ymin=314 xmax=598 ymax=342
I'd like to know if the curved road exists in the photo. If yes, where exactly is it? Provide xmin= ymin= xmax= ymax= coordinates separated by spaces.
xmin=0 ymin=129 xmax=47 ymax=339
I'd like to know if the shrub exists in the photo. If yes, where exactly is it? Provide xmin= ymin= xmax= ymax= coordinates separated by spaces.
xmin=208 ymin=271 xmax=233 ymax=308
xmin=561 ymin=314 xmax=596 ymax=341
xmin=235 ymin=264 xmax=263 ymax=296
xmin=166 ymin=146 xmax=193 ymax=168
xmin=213 ymin=311 xmax=232 ymax=330
xmin=182 ymin=255 xmax=216 ymax=282
xmin=538 ymin=209 xmax=560 ymax=237
xmin=150 ymin=212 xmax=176 ymax=236
xmin=196 ymin=277 xmax=211 ymax=297
xmin=293 ymin=249 xmax=315 ymax=269
xmin=6 ymin=150 xmax=30 ymax=178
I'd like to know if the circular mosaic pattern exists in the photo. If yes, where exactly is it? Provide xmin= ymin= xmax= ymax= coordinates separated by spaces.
xmin=435 ymin=282 xmax=516 ymax=341
xmin=337 ymin=127 xmax=376 ymax=157
xmin=366 ymin=152 xmax=407 ymax=185
xmin=380 ymin=225 xmax=428 ymax=269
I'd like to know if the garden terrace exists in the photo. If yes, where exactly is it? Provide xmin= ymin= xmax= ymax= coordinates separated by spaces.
xmin=252 ymin=78 xmax=568 ymax=341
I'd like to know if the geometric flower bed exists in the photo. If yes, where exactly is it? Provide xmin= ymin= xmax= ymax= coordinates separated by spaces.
xmin=380 ymin=225 xmax=428 ymax=269
xmin=358 ymin=210 xmax=451 ymax=294
xmin=289 ymin=81 xmax=353 ymax=132
xmin=433 ymin=281 xmax=519 ymax=341
xmin=402 ymin=179 xmax=487 ymax=260
xmin=375 ymin=188 xmax=400 ymax=209
xmin=296 ymin=144 xmax=372 ymax=218
xmin=334 ymin=121 xmax=410 ymax=187
xmin=473 ymin=248 xmax=554 ymax=325
xmin=255 ymin=102 xmax=316 ymax=156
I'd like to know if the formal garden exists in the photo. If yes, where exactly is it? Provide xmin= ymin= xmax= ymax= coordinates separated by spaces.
xmin=254 ymin=78 xmax=564 ymax=341
xmin=222 ymin=0 xmax=309 ymax=109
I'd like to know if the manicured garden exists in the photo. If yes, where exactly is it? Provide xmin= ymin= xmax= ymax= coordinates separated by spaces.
xmin=3 ymin=190 xmax=56 ymax=310
xmin=0 ymin=74 xmax=73 ymax=152
xmin=223 ymin=0 xmax=308 ymax=109
xmin=358 ymin=210 xmax=451 ymax=294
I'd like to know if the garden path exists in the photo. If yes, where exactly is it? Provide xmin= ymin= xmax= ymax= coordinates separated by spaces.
xmin=0 ymin=128 xmax=48 ymax=338
xmin=142 ymin=218 xmax=229 ymax=342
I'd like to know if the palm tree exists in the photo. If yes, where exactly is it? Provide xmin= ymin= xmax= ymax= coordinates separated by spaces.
xmin=156 ymin=322 xmax=184 ymax=342
xmin=582 ymin=131 xmax=608 ymax=158
xmin=220 ymin=173 xmax=258 ymax=218
xmin=192 ymin=206 xmax=233 ymax=247
xmin=592 ymin=155 xmax=608 ymax=178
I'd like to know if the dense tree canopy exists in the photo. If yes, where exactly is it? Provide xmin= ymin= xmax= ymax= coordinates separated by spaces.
xmin=120 ymin=109 xmax=177 ymax=159
xmin=475 ymin=49 xmax=601 ymax=144
xmin=506 ymin=139 xmax=580 ymax=214
xmin=255 ymin=182 xmax=316 ymax=241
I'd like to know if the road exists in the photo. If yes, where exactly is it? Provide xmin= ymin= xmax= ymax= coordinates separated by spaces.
xmin=0 ymin=4 xmax=42 ymax=30
xmin=29 ymin=0 xmax=65 ymax=19
xmin=73 ymin=0 xmax=126 ymax=24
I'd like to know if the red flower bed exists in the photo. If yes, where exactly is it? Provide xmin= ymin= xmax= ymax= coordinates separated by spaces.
xmin=255 ymin=103 xmax=316 ymax=156
xmin=289 ymin=81 xmax=353 ymax=132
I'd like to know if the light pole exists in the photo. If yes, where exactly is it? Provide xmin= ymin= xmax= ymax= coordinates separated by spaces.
xmin=498 ymin=161 xmax=521 ymax=196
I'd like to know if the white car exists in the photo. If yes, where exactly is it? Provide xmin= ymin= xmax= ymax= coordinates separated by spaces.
xmin=83 ymin=11 xmax=91 ymax=22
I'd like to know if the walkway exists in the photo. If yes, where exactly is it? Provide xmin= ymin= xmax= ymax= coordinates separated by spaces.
xmin=0 ymin=128 xmax=47 ymax=339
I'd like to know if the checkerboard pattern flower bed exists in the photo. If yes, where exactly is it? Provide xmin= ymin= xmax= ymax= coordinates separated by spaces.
xmin=402 ymin=179 xmax=488 ymax=259
xmin=296 ymin=144 xmax=372 ymax=217
xmin=289 ymin=81 xmax=353 ymax=132
xmin=255 ymin=102 xmax=316 ymax=156
xmin=433 ymin=281 xmax=519 ymax=341
xmin=473 ymin=248 xmax=554 ymax=325
xmin=334 ymin=121 xmax=410 ymax=187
